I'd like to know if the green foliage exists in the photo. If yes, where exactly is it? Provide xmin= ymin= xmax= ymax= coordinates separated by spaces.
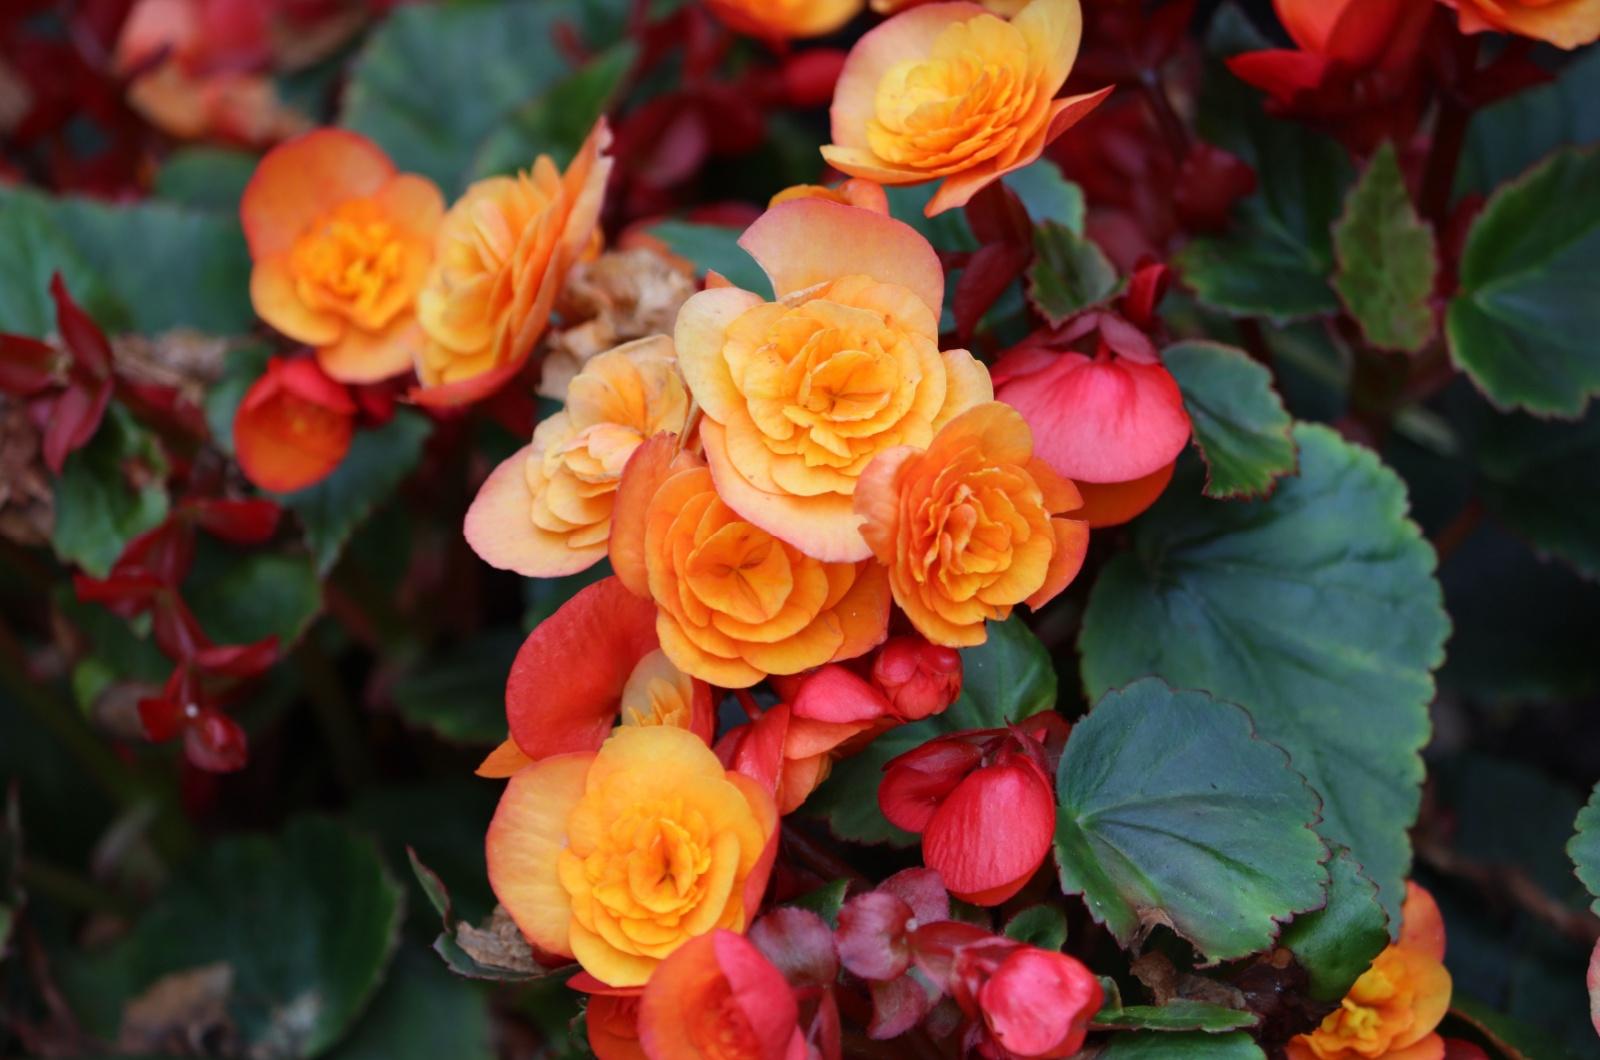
xmin=787 ymin=879 xmax=851 ymax=929
xmin=806 ymin=615 xmax=1056 ymax=846
xmin=0 ymin=196 xmax=114 ymax=334
xmin=643 ymin=221 xmax=773 ymax=297
xmin=1096 ymin=1030 xmax=1265 ymax=1059
xmin=154 ymin=148 xmax=259 ymax=213
xmin=1332 ymin=143 xmax=1438 ymax=353
xmin=471 ymin=42 xmax=636 ymax=179
xmin=1003 ymin=905 xmax=1067 ymax=951
xmin=1278 ymin=846 xmax=1390 ymax=1002
xmin=1447 ymin=995 xmax=1583 ymax=1060
xmin=1054 ymin=680 xmax=1327 ymax=961
xmin=392 ymin=630 xmax=522 ymax=745
xmin=1447 ymin=147 xmax=1600 ymax=417
xmin=51 ymin=406 xmax=170 ymax=579
xmin=279 ymin=410 xmax=433 ymax=575
xmin=184 ymin=538 xmax=321 ymax=647
xmin=70 ymin=817 xmax=403 ymax=1058
xmin=325 ymin=944 xmax=493 ymax=1060
xmin=341 ymin=0 xmax=610 ymax=196
xmin=1568 ymin=783 xmax=1600 ymax=914
xmin=1091 ymin=1000 xmax=1257 ymax=1032
xmin=1473 ymin=407 xmax=1600 ymax=581
xmin=1079 ymin=426 xmax=1448 ymax=928
xmin=1162 ymin=341 xmax=1297 ymax=499
xmin=1459 ymin=47 xmax=1600 ymax=196
xmin=1003 ymin=162 xmax=1085 ymax=233
xmin=1026 ymin=221 xmax=1119 ymax=325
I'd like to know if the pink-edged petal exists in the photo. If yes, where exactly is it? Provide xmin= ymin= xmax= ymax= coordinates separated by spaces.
xmin=486 ymin=753 xmax=595 ymax=958
xmin=674 ymin=286 xmax=766 ymax=425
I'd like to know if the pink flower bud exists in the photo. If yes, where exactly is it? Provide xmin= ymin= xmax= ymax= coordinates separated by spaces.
xmin=871 ymin=635 xmax=964 ymax=722
xmin=955 ymin=944 xmax=1102 ymax=1060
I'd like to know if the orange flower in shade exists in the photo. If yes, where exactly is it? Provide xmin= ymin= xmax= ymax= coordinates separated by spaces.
xmin=588 ymin=992 xmax=647 ymax=1060
xmin=638 ymin=929 xmax=806 ymax=1060
xmin=1443 ymin=0 xmax=1600 ymax=49
xmin=1287 ymin=882 xmax=1453 ymax=1060
xmin=476 ymin=576 xmax=715 ymax=777
xmin=414 ymin=121 xmax=614 ymax=406
xmin=821 ymin=0 xmax=1111 ymax=216
xmin=233 ymin=356 xmax=357 ymax=493
xmin=608 ymin=436 xmax=892 ymax=689
xmin=853 ymin=402 xmax=1088 ymax=647
xmin=486 ymin=725 xmax=780 ymax=987
xmin=704 ymin=0 xmax=864 ymax=40
xmin=674 ymin=198 xmax=992 ymax=563
xmin=241 ymin=130 xmax=443 ymax=384
xmin=464 ymin=336 xmax=690 ymax=577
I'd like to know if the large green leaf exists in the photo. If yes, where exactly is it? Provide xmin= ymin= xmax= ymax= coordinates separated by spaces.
xmin=1332 ymin=143 xmax=1437 ymax=353
xmin=51 ymin=406 xmax=170 ymax=579
xmin=1472 ymin=406 xmax=1600 ymax=581
xmin=1078 ymin=425 xmax=1447 ymax=927
xmin=97 ymin=816 xmax=403 ymax=1058
xmin=1162 ymin=341 xmax=1296 ymax=499
xmin=341 ymin=0 xmax=602 ymax=196
xmin=1091 ymin=999 xmax=1257 ymax=1032
xmin=1004 ymin=161 xmax=1085 ymax=233
xmin=279 ymin=410 xmax=433 ymax=575
xmin=154 ymin=147 xmax=259 ymax=213
xmin=804 ymin=616 xmax=1056 ymax=846
xmin=392 ymin=630 xmax=521 ymax=745
xmin=1097 ymin=1031 xmax=1265 ymax=1060
xmin=0 ymin=197 xmax=116 ymax=334
xmin=1026 ymin=221 xmax=1119 ymax=325
xmin=1459 ymin=47 xmax=1600 ymax=196
xmin=184 ymin=539 xmax=322 ymax=648
xmin=1278 ymin=845 xmax=1389 ymax=1002
xmin=644 ymin=221 xmax=773 ymax=298
xmin=1054 ymin=679 xmax=1326 ymax=961
xmin=1447 ymin=147 xmax=1600 ymax=417
xmin=325 ymin=944 xmax=493 ymax=1060
xmin=1567 ymin=783 xmax=1600 ymax=914
xmin=470 ymin=42 xmax=635 ymax=180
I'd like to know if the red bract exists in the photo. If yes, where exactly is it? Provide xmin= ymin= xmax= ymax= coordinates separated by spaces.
xmin=947 ymin=940 xmax=1102 ymax=1060
xmin=836 ymin=868 xmax=951 ymax=983
xmin=0 ymin=276 xmax=117 ymax=474
xmin=749 ymin=908 xmax=843 ymax=1060
xmin=881 ymin=725 xmax=1061 ymax=906
xmin=137 ymin=665 xmax=251 ymax=773
xmin=233 ymin=355 xmax=358 ymax=493
xmin=993 ymin=304 xmax=1190 ymax=528
xmin=871 ymin=635 xmax=963 ymax=723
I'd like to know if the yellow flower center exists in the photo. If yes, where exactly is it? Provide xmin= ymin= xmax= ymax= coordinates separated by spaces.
xmin=867 ymin=14 xmax=1040 ymax=173
xmin=580 ymin=798 xmax=714 ymax=939
xmin=1305 ymin=960 xmax=1412 ymax=1059
xmin=290 ymin=199 xmax=404 ymax=323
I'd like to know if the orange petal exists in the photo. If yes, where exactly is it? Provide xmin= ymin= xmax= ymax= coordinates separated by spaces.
xmin=485 ymin=752 xmax=595 ymax=957
xmin=316 ymin=313 xmax=422 ymax=385
xmin=674 ymin=286 xmax=766 ymax=426
xmin=250 ymin=254 xmax=343 ymax=346
xmin=738 ymin=198 xmax=945 ymax=320
xmin=1072 ymin=461 xmax=1176 ymax=529
xmin=830 ymin=560 xmax=892 ymax=663
xmin=406 ymin=356 xmax=526 ymax=408
xmin=477 ymin=737 xmax=535 ymax=778
xmin=372 ymin=173 xmax=446 ymax=243
xmin=611 ymin=433 xmax=704 ymax=597
xmin=1025 ymin=516 xmax=1089 ymax=611
xmin=464 ymin=444 xmax=609 ymax=578
xmin=240 ymin=128 xmax=396 ymax=258
xmin=1399 ymin=880 xmax=1446 ymax=962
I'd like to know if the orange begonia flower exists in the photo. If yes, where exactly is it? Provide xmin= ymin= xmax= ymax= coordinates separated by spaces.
xmin=872 ymin=0 xmax=1027 ymax=13
xmin=414 ymin=121 xmax=614 ymax=406
xmin=674 ymin=198 xmax=992 ymax=562
xmin=717 ymin=700 xmax=877 ymax=815
xmin=854 ymin=401 xmax=1089 ymax=647
xmin=486 ymin=725 xmax=780 ymax=987
xmin=704 ymin=0 xmax=865 ymax=40
xmin=609 ymin=437 xmax=891 ymax=688
xmin=464 ymin=335 xmax=690 ymax=577
xmin=241 ymin=129 xmax=443 ymax=384
xmin=1287 ymin=881 xmax=1452 ymax=1060
xmin=822 ymin=0 xmax=1111 ymax=216
xmin=1442 ymin=0 xmax=1600 ymax=49
xmin=768 ymin=178 xmax=890 ymax=215
xmin=233 ymin=355 xmax=357 ymax=493
xmin=587 ymin=992 xmax=647 ymax=1060
xmin=638 ymin=929 xmax=807 ymax=1060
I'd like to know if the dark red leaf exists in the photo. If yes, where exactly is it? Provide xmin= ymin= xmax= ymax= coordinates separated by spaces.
xmin=49 ymin=274 xmax=112 ymax=378
xmin=188 ymin=498 xmax=282 ymax=544
xmin=953 ymin=242 xmax=1031 ymax=344
xmin=41 ymin=376 xmax=112 ymax=474
xmin=0 ymin=334 xmax=62 ymax=396
xmin=185 ymin=709 xmax=248 ymax=772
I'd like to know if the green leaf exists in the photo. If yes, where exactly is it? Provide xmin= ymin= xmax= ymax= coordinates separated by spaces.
xmin=1472 ymin=406 xmax=1600 ymax=581
xmin=51 ymin=406 xmax=170 ymax=579
xmin=1459 ymin=47 xmax=1600 ymax=197
xmin=1163 ymin=341 xmax=1297 ymax=499
xmin=1332 ymin=143 xmax=1437 ymax=353
xmin=154 ymin=147 xmax=259 ymax=213
xmin=279 ymin=410 xmax=433 ymax=575
xmin=1054 ymin=679 xmax=1326 ymax=961
xmin=1091 ymin=999 xmax=1258 ymax=1032
xmin=471 ymin=42 xmax=635 ymax=180
xmin=1003 ymin=904 xmax=1067 ymax=951
xmin=204 ymin=343 xmax=273 ymax=458
xmin=325 ymin=944 xmax=492 ymax=1060
xmin=352 ymin=780 xmax=498 ymax=931
xmin=408 ymin=848 xmax=455 ymax=925
xmin=183 ymin=538 xmax=321 ymax=647
xmin=341 ymin=0 xmax=598 ymax=196
xmin=1448 ymin=995 xmax=1581 ymax=1060
xmin=97 ymin=816 xmax=403 ymax=1058
xmin=1097 ymin=1031 xmax=1265 ymax=1059
xmin=1181 ymin=16 xmax=1351 ymax=323
xmin=1278 ymin=845 xmax=1389 ymax=1002
xmin=786 ymin=879 xmax=850 ymax=929
xmin=0 ymin=197 xmax=115 ymax=334
xmin=1026 ymin=221 xmax=1118 ymax=325
xmin=1447 ymin=147 xmax=1600 ymax=417
xmin=1568 ymin=782 xmax=1600 ymax=914
xmin=644 ymin=221 xmax=773 ymax=298
xmin=1078 ymin=425 xmax=1447 ymax=928
xmin=392 ymin=629 xmax=521 ymax=745
xmin=884 ymin=183 xmax=979 ymax=254
xmin=804 ymin=615 xmax=1055 ymax=846
xmin=1004 ymin=161 xmax=1085 ymax=233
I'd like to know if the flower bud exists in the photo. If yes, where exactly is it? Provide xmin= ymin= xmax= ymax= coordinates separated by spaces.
xmin=871 ymin=635 xmax=964 ymax=722
xmin=950 ymin=942 xmax=1102 ymax=1060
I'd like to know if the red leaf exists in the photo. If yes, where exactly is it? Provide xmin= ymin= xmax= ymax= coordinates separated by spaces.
xmin=0 ymin=334 xmax=62 ymax=395
xmin=194 ymin=636 xmax=279 ymax=679
xmin=749 ymin=907 xmax=840 ymax=988
xmin=185 ymin=709 xmax=248 ymax=772
xmin=188 ymin=498 xmax=282 ymax=544
xmin=137 ymin=696 xmax=186 ymax=742
xmin=964 ymin=182 xmax=1032 ymax=248
xmin=41 ymin=376 xmax=112 ymax=474
xmin=49 ymin=273 xmax=112 ymax=378
xmin=953 ymin=242 xmax=1031 ymax=345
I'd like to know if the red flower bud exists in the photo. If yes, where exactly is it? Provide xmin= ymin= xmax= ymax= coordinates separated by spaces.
xmin=871 ymin=635 xmax=963 ymax=722
xmin=951 ymin=943 xmax=1102 ymax=1060
xmin=234 ymin=355 xmax=358 ymax=493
